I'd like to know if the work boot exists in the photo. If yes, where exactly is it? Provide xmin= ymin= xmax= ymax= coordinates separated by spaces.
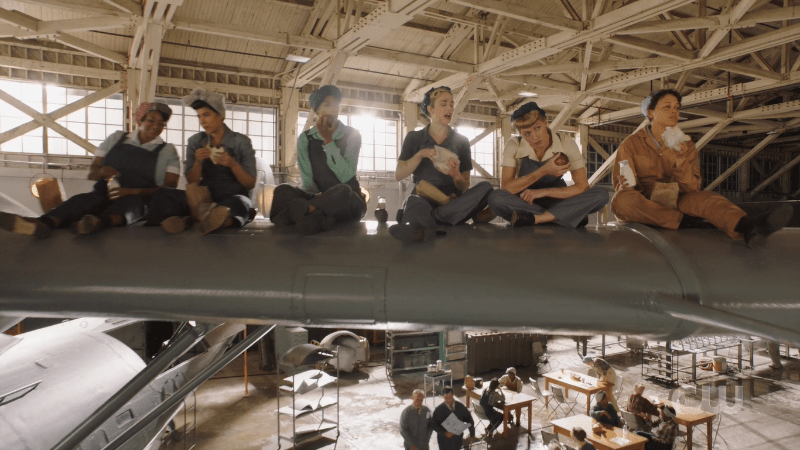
xmin=736 ymin=204 xmax=793 ymax=247
xmin=200 ymin=206 xmax=230 ymax=235
xmin=389 ymin=223 xmax=436 ymax=243
xmin=186 ymin=183 xmax=212 ymax=220
xmin=511 ymin=211 xmax=536 ymax=227
xmin=161 ymin=216 xmax=193 ymax=234
xmin=473 ymin=207 xmax=496 ymax=223
xmin=416 ymin=180 xmax=452 ymax=206
xmin=0 ymin=212 xmax=53 ymax=238
xmin=72 ymin=215 xmax=103 ymax=235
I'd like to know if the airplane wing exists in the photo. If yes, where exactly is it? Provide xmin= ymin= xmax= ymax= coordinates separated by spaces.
xmin=1 ymin=218 xmax=798 ymax=345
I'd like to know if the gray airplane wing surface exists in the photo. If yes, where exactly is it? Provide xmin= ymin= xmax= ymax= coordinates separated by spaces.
xmin=1 ymin=218 xmax=798 ymax=345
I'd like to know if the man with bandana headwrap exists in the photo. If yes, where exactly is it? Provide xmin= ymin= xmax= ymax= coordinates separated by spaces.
xmin=636 ymin=405 xmax=678 ymax=450
xmin=0 ymin=102 xmax=179 ymax=237
xmin=269 ymin=84 xmax=367 ymax=235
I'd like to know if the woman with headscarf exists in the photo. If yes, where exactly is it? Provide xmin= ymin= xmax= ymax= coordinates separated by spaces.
xmin=0 ymin=102 xmax=179 ymax=237
xmin=487 ymin=101 xmax=608 ymax=228
xmin=636 ymin=405 xmax=678 ymax=450
xmin=269 ymin=84 xmax=366 ymax=234
xmin=148 ymin=88 xmax=257 ymax=234
xmin=390 ymin=86 xmax=494 ymax=243
xmin=611 ymin=89 xmax=792 ymax=245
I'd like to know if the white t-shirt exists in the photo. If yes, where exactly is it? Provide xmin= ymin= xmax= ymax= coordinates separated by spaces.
xmin=96 ymin=131 xmax=180 ymax=186
xmin=501 ymin=131 xmax=585 ymax=171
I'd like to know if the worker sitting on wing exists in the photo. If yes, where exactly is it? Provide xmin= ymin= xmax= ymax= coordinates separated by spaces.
xmin=389 ymin=86 xmax=495 ymax=243
xmin=487 ymin=101 xmax=608 ymax=228
xmin=591 ymin=391 xmax=623 ymax=427
xmin=0 ymin=102 xmax=179 ymax=237
xmin=627 ymin=383 xmax=659 ymax=432
xmin=479 ymin=378 xmax=505 ymax=438
xmin=636 ymin=405 xmax=678 ymax=450
xmin=269 ymin=84 xmax=367 ymax=234
xmin=497 ymin=366 xmax=523 ymax=425
xmin=584 ymin=355 xmax=620 ymax=412
xmin=611 ymin=89 xmax=792 ymax=246
xmin=147 ymin=89 xmax=257 ymax=235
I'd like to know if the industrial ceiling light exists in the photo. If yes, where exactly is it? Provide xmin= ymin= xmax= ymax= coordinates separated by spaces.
xmin=519 ymin=91 xmax=538 ymax=97
xmin=285 ymin=54 xmax=311 ymax=63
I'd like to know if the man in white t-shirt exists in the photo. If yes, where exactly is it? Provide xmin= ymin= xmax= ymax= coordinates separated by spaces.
xmin=487 ymin=102 xmax=608 ymax=228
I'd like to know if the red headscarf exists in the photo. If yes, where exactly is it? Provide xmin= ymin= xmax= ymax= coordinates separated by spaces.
xmin=134 ymin=102 xmax=172 ymax=124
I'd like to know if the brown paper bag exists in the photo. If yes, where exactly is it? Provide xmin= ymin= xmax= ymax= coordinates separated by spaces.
xmin=35 ymin=177 xmax=65 ymax=213
xmin=650 ymin=182 xmax=679 ymax=210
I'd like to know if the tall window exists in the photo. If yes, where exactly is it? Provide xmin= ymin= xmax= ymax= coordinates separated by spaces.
xmin=297 ymin=111 xmax=398 ymax=173
xmin=586 ymin=142 xmax=613 ymax=184
xmin=352 ymin=115 xmax=396 ymax=172
xmin=167 ymin=100 xmax=277 ymax=165
xmin=456 ymin=125 xmax=495 ymax=177
xmin=702 ymin=153 xmax=739 ymax=191
xmin=0 ymin=79 xmax=278 ymax=167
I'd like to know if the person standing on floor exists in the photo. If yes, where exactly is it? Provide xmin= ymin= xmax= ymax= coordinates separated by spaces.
xmin=269 ymin=84 xmax=366 ymax=234
xmin=611 ymin=89 xmax=792 ymax=246
xmin=146 ymin=89 xmax=256 ymax=235
xmin=584 ymin=355 xmax=620 ymax=412
xmin=432 ymin=387 xmax=475 ymax=450
xmin=0 ymin=102 xmax=179 ymax=237
xmin=487 ymin=101 xmax=608 ymax=228
xmin=389 ymin=86 xmax=495 ymax=243
xmin=400 ymin=389 xmax=433 ymax=450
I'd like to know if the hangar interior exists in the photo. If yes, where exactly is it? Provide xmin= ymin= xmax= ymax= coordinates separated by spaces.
xmin=0 ymin=0 xmax=799 ymax=449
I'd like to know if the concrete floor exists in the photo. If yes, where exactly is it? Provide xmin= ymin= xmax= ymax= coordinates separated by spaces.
xmin=161 ymin=336 xmax=800 ymax=450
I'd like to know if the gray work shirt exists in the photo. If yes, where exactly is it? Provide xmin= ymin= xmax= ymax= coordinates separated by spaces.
xmin=400 ymin=404 xmax=433 ymax=450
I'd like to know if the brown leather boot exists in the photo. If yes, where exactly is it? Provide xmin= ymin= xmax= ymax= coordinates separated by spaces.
xmin=416 ymin=180 xmax=452 ymax=206
xmin=186 ymin=182 xmax=213 ymax=221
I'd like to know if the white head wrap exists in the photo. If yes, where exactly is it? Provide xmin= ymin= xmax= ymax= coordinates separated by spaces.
xmin=182 ymin=88 xmax=226 ymax=121
xmin=641 ymin=97 xmax=652 ymax=119
xmin=506 ymin=367 xmax=516 ymax=374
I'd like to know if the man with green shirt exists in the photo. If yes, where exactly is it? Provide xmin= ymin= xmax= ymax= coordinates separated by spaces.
xmin=270 ymin=85 xmax=367 ymax=234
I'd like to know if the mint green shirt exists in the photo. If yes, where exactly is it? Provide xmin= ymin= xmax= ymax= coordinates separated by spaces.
xmin=296 ymin=121 xmax=361 ymax=194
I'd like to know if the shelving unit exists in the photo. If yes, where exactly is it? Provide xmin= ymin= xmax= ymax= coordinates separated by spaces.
xmin=641 ymin=346 xmax=681 ymax=384
xmin=277 ymin=354 xmax=339 ymax=448
xmin=385 ymin=331 xmax=443 ymax=377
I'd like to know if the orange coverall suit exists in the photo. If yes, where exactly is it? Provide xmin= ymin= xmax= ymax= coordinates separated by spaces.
xmin=610 ymin=127 xmax=747 ymax=239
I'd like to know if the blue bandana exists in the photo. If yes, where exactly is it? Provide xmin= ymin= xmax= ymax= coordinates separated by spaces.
xmin=420 ymin=86 xmax=451 ymax=117
xmin=309 ymin=85 xmax=342 ymax=112
xmin=511 ymin=102 xmax=546 ymax=123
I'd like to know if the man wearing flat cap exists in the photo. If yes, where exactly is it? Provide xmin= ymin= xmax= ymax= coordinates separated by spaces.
xmin=270 ymin=84 xmax=367 ymax=235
